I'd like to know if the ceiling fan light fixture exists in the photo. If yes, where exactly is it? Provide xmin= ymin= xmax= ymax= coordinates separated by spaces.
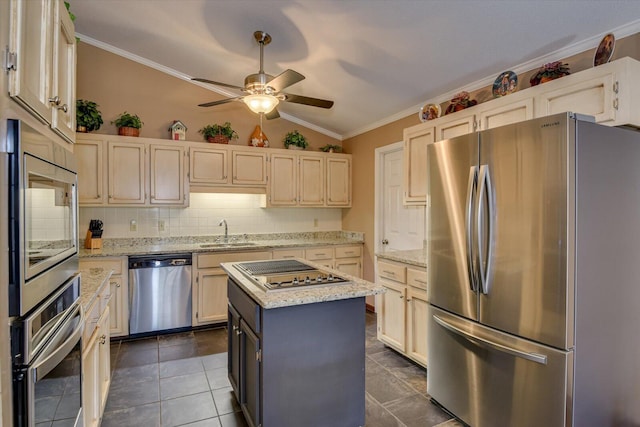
xmin=243 ymin=94 xmax=279 ymax=114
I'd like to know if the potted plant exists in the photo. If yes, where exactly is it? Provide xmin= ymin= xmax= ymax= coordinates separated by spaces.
xmin=199 ymin=122 xmax=238 ymax=144
xmin=529 ymin=61 xmax=571 ymax=86
xmin=111 ymin=112 xmax=143 ymax=137
xmin=283 ymin=130 xmax=308 ymax=150
xmin=320 ymin=144 xmax=342 ymax=153
xmin=76 ymin=99 xmax=103 ymax=133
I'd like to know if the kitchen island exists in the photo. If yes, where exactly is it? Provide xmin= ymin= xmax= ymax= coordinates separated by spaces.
xmin=221 ymin=259 xmax=384 ymax=427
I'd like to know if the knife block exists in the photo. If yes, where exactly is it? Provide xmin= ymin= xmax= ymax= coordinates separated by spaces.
xmin=84 ymin=230 xmax=102 ymax=250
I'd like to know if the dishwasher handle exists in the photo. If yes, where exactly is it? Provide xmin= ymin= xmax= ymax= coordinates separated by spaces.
xmin=129 ymin=254 xmax=192 ymax=269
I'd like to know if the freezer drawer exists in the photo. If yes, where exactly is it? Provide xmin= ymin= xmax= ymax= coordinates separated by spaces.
xmin=428 ymin=306 xmax=572 ymax=427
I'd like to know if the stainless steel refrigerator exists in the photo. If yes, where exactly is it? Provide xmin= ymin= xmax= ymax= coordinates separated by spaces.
xmin=427 ymin=112 xmax=640 ymax=427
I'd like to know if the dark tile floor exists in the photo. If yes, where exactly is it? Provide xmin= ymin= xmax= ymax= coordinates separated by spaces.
xmin=102 ymin=312 xmax=462 ymax=427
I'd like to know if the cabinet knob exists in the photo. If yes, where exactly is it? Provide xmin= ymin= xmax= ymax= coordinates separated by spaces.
xmin=56 ymin=103 xmax=68 ymax=113
xmin=100 ymin=335 xmax=106 ymax=345
xmin=399 ymin=295 xmax=404 ymax=299
xmin=48 ymin=95 xmax=60 ymax=106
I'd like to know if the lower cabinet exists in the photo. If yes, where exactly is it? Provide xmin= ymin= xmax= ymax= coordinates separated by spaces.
xmin=192 ymin=251 xmax=271 ymax=326
xmin=227 ymin=277 xmax=366 ymax=427
xmin=83 ymin=289 xmax=111 ymax=427
xmin=376 ymin=258 xmax=428 ymax=367
xmin=79 ymin=257 xmax=129 ymax=337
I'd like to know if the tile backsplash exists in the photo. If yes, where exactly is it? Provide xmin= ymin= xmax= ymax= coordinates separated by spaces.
xmin=79 ymin=193 xmax=343 ymax=239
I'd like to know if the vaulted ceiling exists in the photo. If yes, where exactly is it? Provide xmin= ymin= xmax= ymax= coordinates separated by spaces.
xmin=72 ymin=1 xmax=640 ymax=139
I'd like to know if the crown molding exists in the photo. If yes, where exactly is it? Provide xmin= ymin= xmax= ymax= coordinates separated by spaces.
xmin=76 ymin=34 xmax=342 ymax=140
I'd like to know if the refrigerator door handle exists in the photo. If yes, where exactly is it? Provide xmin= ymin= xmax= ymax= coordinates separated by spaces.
xmin=477 ymin=164 xmax=494 ymax=294
xmin=433 ymin=314 xmax=548 ymax=365
xmin=465 ymin=166 xmax=479 ymax=291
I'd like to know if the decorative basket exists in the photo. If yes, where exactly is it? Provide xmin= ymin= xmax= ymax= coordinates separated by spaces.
xmin=207 ymin=135 xmax=230 ymax=144
xmin=118 ymin=126 xmax=140 ymax=137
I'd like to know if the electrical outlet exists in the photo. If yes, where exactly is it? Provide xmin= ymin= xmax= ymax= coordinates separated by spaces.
xmin=130 ymin=220 xmax=137 ymax=232
xmin=158 ymin=220 xmax=165 ymax=232
xmin=313 ymin=218 xmax=318 ymax=227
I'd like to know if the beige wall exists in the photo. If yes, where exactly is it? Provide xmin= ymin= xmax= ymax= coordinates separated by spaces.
xmin=344 ymin=32 xmax=640 ymax=283
xmin=77 ymin=43 xmax=340 ymax=150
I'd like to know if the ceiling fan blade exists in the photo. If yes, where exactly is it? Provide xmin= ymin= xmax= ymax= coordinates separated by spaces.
xmin=267 ymin=69 xmax=305 ymax=92
xmin=198 ymin=97 xmax=243 ymax=107
xmin=192 ymin=77 xmax=245 ymax=91
xmin=282 ymin=93 xmax=334 ymax=109
xmin=265 ymin=108 xmax=280 ymax=120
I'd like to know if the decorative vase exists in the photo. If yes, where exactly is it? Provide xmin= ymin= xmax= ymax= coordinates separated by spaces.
xmin=76 ymin=125 xmax=87 ymax=133
xmin=287 ymin=145 xmax=303 ymax=150
xmin=208 ymin=135 xmax=229 ymax=144
xmin=249 ymin=125 xmax=269 ymax=147
xmin=118 ymin=126 xmax=140 ymax=137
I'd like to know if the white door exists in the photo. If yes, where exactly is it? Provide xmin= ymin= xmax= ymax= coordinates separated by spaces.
xmin=376 ymin=142 xmax=425 ymax=252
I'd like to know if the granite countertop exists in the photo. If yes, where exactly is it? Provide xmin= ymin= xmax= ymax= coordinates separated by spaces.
xmin=221 ymin=259 xmax=385 ymax=309
xmin=79 ymin=231 xmax=364 ymax=258
xmin=376 ymin=247 xmax=427 ymax=268
xmin=79 ymin=267 xmax=113 ymax=311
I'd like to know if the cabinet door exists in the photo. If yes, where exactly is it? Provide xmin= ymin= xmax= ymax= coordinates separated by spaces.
xmin=190 ymin=146 xmax=228 ymax=184
xmin=76 ymin=139 xmax=105 ymax=205
xmin=406 ymin=287 xmax=428 ymax=366
xmin=241 ymin=320 xmax=261 ymax=427
xmin=108 ymin=141 xmax=146 ymax=204
xmin=9 ymin=0 xmax=53 ymax=123
xmin=82 ymin=331 xmax=100 ymax=427
xmin=228 ymin=303 xmax=241 ymax=399
xmin=435 ymin=113 xmax=476 ymax=141
xmin=97 ymin=306 xmax=111 ymax=413
xmin=268 ymin=153 xmax=297 ymax=206
xmin=326 ymin=157 xmax=351 ymax=206
xmin=403 ymin=124 xmax=434 ymax=204
xmin=50 ymin=0 xmax=76 ymax=143
xmin=478 ymin=97 xmax=533 ymax=131
xmin=335 ymin=257 xmax=362 ymax=278
xmin=108 ymin=275 xmax=129 ymax=337
xmin=232 ymin=150 xmax=267 ymax=185
xmin=150 ymin=144 xmax=186 ymax=205
xmin=536 ymin=73 xmax=617 ymax=124
xmin=299 ymin=155 xmax=324 ymax=206
xmin=194 ymin=268 xmax=228 ymax=325
xmin=377 ymin=279 xmax=406 ymax=352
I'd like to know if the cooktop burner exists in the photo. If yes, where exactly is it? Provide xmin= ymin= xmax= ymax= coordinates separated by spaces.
xmin=234 ymin=259 xmax=349 ymax=292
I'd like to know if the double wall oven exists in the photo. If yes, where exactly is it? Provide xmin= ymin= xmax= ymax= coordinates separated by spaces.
xmin=6 ymin=120 xmax=82 ymax=427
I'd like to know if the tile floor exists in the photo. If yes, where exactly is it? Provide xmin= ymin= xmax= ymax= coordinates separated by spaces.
xmin=102 ymin=312 xmax=463 ymax=427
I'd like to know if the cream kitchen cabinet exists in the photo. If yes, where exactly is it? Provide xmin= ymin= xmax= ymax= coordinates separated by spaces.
xmin=376 ymin=258 xmax=427 ymax=367
xmin=80 ymin=257 xmax=129 ymax=337
xmin=189 ymin=145 xmax=267 ymax=190
xmin=189 ymin=146 xmax=229 ymax=185
xmin=304 ymin=246 xmax=334 ymax=269
xmin=326 ymin=156 xmax=351 ymax=207
xmin=334 ymin=245 xmax=363 ymax=278
xmin=76 ymin=134 xmax=188 ymax=207
xmin=232 ymin=148 xmax=268 ymax=186
xmin=192 ymin=250 xmax=271 ymax=326
xmin=403 ymin=124 xmax=434 ymax=205
xmin=299 ymin=155 xmax=325 ymax=205
xmin=82 ymin=284 xmax=111 ymax=427
xmin=8 ymin=0 xmax=76 ymax=143
xmin=272 ymin=248 xmax=304 ymax=260
xmin=477 ymin=96 xmax=534 ymax=131
xmin=268 ymin=153 xmax=298 ymax=206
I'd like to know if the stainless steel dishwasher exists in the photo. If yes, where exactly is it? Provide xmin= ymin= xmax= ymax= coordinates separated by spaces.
xmin=128 ymin=254 xmax=192 ymax=335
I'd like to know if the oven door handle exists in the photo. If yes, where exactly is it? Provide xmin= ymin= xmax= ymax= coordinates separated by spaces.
xmin=32 ymin=303 xmax=83 ymax=382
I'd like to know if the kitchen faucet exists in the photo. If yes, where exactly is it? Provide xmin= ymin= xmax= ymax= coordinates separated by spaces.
xmin=218 ymin=219 xmax=228 ymax=242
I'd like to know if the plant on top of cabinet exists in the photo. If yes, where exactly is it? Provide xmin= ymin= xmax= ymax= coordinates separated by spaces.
xmin=199 ymin=122 xmax=239 ymax=144
xmin=76 ymin=100 xmax=103 ymax=133
xmin=111 ymin=112 xmax=143 ymax=137
xmin=529 ymin=61 xmax=571 ymax=86
xmin=320 ymin=144 xmax=342 ymax=153
xmin=283 ymin=130 xmax=308 ymax=150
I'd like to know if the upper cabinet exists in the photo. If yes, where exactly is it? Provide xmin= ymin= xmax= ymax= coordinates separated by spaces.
xmin=267 ymin=152 xmax=327 ymax=207
xmin=403 ymin=57 xmax=640 ymax=205
xmin=9 ymin=0 xmax=76 ymax=143
xmin=76 ymin=134 xmax=188 ymax=207
xmin=326 ymin=156 xmax=351 ymax=207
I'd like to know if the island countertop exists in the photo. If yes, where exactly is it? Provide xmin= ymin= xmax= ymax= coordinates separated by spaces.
xmin=221 ymin=259 xmax=385 ymax=309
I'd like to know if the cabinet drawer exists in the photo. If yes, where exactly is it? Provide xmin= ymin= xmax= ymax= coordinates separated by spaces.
xmin=228 ymin=279 xmax=261 ymax=334
xmin=197 ymin=251 xmax=271 ymax=269
xmin=335 ymin=245 xmax=362 ymax=259
xmin=407 ymin=267 xmax=427 ymax=290
xmin=378 ymin=260 xmax=406 ymax=283
xmin=272 ymin=248 xmax=304 ymax=260
xmin=304 ymin=247 xmax=334 ymax=261
xmin=80 ymin=258 xmax=124 ymax=275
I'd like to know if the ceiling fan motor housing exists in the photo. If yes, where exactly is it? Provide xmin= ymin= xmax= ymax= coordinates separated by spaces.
xmin=245 ymin=73 xmax=275 ymax=94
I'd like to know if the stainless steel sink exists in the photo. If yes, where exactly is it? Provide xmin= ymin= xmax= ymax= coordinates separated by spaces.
xmin=200 ymin=242 xmax=257 ymax=248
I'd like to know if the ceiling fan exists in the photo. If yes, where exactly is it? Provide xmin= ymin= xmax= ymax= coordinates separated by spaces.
xmin=193 ymin=31 xmax=334 ymax=119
